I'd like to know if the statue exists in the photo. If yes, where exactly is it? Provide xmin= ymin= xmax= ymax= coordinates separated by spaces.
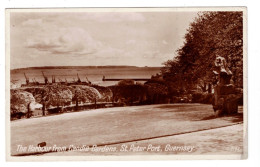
xmin=213 ymin=55 xmax=233 ymax=85
xmin=212 ymin=55 xmax=238 ymax=116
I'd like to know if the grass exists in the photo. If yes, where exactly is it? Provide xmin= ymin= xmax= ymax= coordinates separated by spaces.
xmin=10 ymin=104 xmax=243 ymax=156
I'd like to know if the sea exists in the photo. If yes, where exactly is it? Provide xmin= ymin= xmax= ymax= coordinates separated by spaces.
xmin=10 ymin=66 xmax=161 ymax=88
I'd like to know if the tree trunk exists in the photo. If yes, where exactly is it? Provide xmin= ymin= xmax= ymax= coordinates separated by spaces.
xmin=75 ymin=98 xmax=78 ymax=111
xmin=202 ymin=82 xmax=207 ymax=92
xmin=42 ymin=102 xmax=45 ymax=116
xmin=208 ymin=83 xmax=212 ymax=94
xmin=27 ymin=102 xmax=31 ymax=118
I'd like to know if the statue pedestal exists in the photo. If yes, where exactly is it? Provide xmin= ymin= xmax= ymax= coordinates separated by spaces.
xmin=213 ymin=84 xmax=238 ymax=116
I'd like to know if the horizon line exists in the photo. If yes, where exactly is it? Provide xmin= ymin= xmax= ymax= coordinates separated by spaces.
xmin=11 ymin=65 xmax=163 ymax=70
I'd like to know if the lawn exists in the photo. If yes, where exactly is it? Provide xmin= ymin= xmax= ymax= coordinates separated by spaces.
xmin=10 ymin=104 xmax=243 ymax=156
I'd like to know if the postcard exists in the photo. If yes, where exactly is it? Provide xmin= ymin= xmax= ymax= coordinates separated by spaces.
xmin=5 ymin=7 xmax=247 ymax=161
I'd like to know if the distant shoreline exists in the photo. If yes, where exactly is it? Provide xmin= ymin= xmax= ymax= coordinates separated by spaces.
xmin=11 ymin=66 xmax=162 ymax=71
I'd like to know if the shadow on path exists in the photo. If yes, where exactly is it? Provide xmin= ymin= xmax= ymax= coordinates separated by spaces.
xmin=200 ymin=113 xmax=243 ymax=123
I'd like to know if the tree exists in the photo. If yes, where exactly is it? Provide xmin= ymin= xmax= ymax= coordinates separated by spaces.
xmin=162 ymin=11 xmax=243 ymax=92
xmin=92 ymin=85 xmax=113 ymax=102
xmin=71 ymin=85 xmax=101 ymax=110
xmin=109 ymin=81 xmax=146 ymax=104
xmin=43 ymin=84 xmax=73 ymax=108
xmin=144 ymin=79 xmax=169 ymax=104
xmin=10 ymin=90 xmax=35 ymax=115
xmin=118 ymin=79 xmax=135 ymax=86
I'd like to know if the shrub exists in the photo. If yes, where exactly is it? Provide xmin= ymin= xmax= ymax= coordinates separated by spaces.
xmin=43 ymin=84 xmax=73 ymax=107
xmin=192 ymin=92 xmax=213 ymax=104
xmin=109 ymin=84 xmax=146 ymax=104
xmin=118 ymin=79 xmax=135 ymax=86
xmin=71 ymin=85 xmax=101 ymax=103
xmin=10 ymin=89 xmax=35 ymax=115
xmin=91 ymin=85 xmax=113 ymax=102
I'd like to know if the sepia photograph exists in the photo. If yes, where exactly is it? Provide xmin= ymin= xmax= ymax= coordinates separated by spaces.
xmin=5 ymin=8 xmax=247 ymax=161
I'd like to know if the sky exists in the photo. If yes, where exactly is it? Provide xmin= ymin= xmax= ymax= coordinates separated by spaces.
xmin=10 ymin=11 xmax=197 ymax=69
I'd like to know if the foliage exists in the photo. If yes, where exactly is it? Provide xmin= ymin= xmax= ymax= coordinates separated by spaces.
xmin=23 ymin=87 xmax=46 ymax=103
xmin=43 ymin=84 xmax=73 ymax=107
xmin=92 ymin=85 xmax=113 ymax=102
xmin=71 ymin=85 xmax=102 ymax=104
xmin=10 ymin=89 xmax=35 ymax=114
xmin=192 ymin=92 xmax=213 ymax=104
xmin=118 ymin=79 xmax=135 ymax=86
xmin=109 ymin=84 xmax=146 ymax=104
xmin=144 ymin=80 xmax=168 ymax=96
xmin=161 ymin=12 xmax=243 ymax=92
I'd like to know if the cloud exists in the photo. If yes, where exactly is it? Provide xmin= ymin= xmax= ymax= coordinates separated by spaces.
xmin=162 ymin=40 xmax=168 ymax=45
xmin=93 ymin=46 xmax=123 ymax=58
xmin=26 ymin=27 xmax=102 ymax=56
xmin=11 ymin=12 xmax=197 ymax=68
xmin=27 ymin=39 xmax=60 ymax=52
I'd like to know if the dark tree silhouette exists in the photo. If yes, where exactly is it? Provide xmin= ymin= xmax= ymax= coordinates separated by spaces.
xmin=161 ymin=11 xmax=243 ymax=92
